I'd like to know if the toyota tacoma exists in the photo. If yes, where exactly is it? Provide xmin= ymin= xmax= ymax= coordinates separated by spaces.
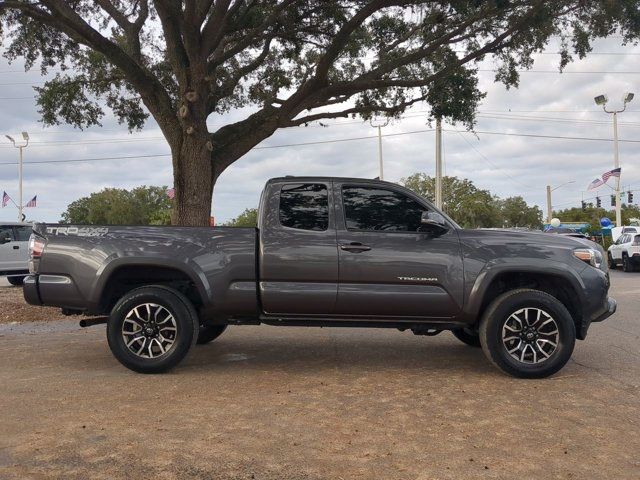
xmin=23 ymin=177 xmax=616 ymax=378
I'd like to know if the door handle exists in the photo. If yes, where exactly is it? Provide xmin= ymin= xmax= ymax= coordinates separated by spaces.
xmin=12 ymin=245 xmax=19 ymax=250
xmin=340 ymin=242 xmax=371 ymax=252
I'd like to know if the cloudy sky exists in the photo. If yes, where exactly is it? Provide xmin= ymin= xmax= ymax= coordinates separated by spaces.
xmin=0 ymin=36 xmax=638 ymax=225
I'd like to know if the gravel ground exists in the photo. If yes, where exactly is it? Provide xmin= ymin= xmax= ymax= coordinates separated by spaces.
xmin=0 ymin=271 xmax=638 ymax=479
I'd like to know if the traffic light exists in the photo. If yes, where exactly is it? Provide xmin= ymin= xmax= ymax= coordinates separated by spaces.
xmin=581 ymin=201 xmax=586 ymax=211
xmin=628 ymin=191 xmax=634 ymax=203
xmin=611 ymin=195 xmax=616 ymax=206
xmin=596 ymin=196 xmax=601 ymax=208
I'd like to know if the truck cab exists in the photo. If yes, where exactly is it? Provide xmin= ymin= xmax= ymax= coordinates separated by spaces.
xmin=258 ymin=177 xmax=463 ymax=319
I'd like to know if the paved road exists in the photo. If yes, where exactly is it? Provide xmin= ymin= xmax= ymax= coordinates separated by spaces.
xmin=0 ymin=271 xmax=638 ymax=479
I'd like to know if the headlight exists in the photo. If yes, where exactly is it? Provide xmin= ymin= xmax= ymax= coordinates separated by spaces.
xmin=574 ymin=248 xmax=603 ymax=268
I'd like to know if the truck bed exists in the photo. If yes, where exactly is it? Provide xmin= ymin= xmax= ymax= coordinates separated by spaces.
xmin=28 ymin=224 xmax=259 ymax=318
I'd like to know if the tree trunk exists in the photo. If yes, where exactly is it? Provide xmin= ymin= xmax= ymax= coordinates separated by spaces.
xmin=171 ymin=130 xmax=213 ymax=226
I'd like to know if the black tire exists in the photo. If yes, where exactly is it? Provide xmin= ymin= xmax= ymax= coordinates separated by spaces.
xmin=479 ymin=289 xmax=576 ymax=379
xmin=107 ymin=286 xmax=199 ymax=374
xmin=608 ymin=252 xmax=616 ymax=270
xmin=451 ymin=327 xmax=481 ymax=347
xmin=7 ymin=275 xmax=26 ymax=286
xmin=197 ymin=324 xmax=228 ymax=344
xmin=622 ymin=254 xmax=634 ymax=272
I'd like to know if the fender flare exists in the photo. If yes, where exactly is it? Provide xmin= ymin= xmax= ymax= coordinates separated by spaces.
xmin=463 ymin=263 xmax=587 ymax=320
xmin=87 ymin=256 xmax=212 ymax=312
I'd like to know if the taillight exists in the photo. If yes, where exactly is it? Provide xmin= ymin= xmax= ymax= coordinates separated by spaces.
xmin=29 ymin=234 xmax=45 ymax=259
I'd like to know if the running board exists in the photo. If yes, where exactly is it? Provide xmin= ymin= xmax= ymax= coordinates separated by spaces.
xmin=249 ymin=316 xmax=467 ymax=331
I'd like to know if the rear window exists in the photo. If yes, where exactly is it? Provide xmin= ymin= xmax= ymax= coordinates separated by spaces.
xmin=279 ymin=183 xmax=329 ymax=231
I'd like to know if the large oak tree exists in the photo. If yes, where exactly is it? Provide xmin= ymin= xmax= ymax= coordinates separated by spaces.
xmin=1 ymin=1 xmax=638 ymax=225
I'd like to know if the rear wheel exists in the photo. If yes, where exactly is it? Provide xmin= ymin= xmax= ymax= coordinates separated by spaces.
xmin=479 ymin=289 xmax=575 ymax=379
xmin=451 ymin=327 xmax=481 ymax=347
xmin=622 ymin=253 xmax=634 ymax=272
xmin=7 ymin=275 xmax=26 ymax=286
xmin=107 ymin=286 xmax=198 ymax=374
xmin=197 ymin=324 xmax=227 ymax=344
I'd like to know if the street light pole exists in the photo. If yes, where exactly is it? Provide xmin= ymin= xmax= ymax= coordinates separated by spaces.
xmin=5 ymin=132 xmax=29 ymax=222
xmin=370 ymin=117 xmax=389 ymax=180
xmin=595 ymin=92 xmax=634 ymax=227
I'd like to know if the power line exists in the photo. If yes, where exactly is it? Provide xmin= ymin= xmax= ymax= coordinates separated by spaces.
xmin=1 ymin=125 xmax=639 ymax=166
xmin=452 ymin=128 xmax=536 ymax=191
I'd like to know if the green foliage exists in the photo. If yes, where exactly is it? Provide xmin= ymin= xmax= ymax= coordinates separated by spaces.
xmin=554 ymin=204 xmax=640 ymax=233
xmin=402 ymin=173 xmax=543 ymax=229
xmin=224 ymin=208 xmax=258 ymax=227
xmin=498 ymin=196 xmax=543 ymax=230
xmin=2 ymin=2 xmax=640 ymax=131
xmin=61 ymin=186 xmax=172 ymax=225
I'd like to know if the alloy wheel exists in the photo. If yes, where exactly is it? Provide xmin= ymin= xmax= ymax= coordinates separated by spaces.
xmin=121 ymin=303 xmax=178 ymax=358
xmin=501 ymin=307 xmax=559 ymax=364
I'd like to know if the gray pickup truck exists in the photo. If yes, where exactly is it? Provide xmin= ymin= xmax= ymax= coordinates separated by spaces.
xmin=23 ymin=177 xmax=616 ymax=378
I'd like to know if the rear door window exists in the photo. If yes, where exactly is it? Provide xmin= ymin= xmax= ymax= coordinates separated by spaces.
xmin=279 ymin=183 xmax=329 ymax=231
xmin=13 ymin=226 xmax=32 ymax=241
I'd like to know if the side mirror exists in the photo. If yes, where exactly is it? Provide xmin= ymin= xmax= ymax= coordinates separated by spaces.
xmin=0 ymin=234 xmax=11 ymax=245
xmin=421 ymin=211 xmax=449 ymax=234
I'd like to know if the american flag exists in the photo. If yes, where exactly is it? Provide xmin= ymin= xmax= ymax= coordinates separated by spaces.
xmin=587 ymin=178 xmax=604 ymax=190
xmin=166 ymin=188 xmax=175 ymax=200
xmin=602 ymin=167 xmax=621 ymax=183
xmin=1 ymin=191 xmax=10 ymax=208
xmin=25 ymin=195 xmax=37 ymax=208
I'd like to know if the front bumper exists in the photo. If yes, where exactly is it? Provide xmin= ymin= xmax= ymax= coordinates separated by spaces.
xmin=579 ymin=296 xmax=616 ymax=340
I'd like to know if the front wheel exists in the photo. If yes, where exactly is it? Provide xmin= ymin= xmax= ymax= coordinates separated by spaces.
xmin=479 ymin=289 xmax=576 ymax=379
xmin=608 ymin=253 xmax=616 ymax=269
xmin=107 ymin=286 xmax=199 ymax=374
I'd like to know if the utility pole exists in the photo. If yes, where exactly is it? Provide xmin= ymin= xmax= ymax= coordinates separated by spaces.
xmin=595 ymin=92 xmax=634 ymax=227
xmin=546 ymin=185 xmax=552 ymax=224
xmin=5 ymin=132 xmax=29 ymax=222
xmin=546 ymin=181 xmax=576 ymax=224
xmin=435 ymin=117 xmax=443 ymax=209
xmin=370 ymin=117 xmax=389 ymax=180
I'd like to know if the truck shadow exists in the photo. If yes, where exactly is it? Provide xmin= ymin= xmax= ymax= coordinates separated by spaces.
xmin=181 ymin=330 xmax=495 ymax=376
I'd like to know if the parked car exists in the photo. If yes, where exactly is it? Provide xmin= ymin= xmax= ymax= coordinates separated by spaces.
xmin=607 ymin=232 xmax=640 ymax=271
xmin=610 ymin=226 xmax=640 ymax=243
xmin=0 ymin=222 xmax=31 ymax=285
xmin=23 ymin=177 xmax=616 ymax=378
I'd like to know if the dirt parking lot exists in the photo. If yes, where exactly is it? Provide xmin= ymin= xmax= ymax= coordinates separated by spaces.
xmin=0 ymin=272 xmax=639 ymax=479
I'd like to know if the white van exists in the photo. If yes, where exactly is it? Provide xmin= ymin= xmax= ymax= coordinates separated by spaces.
xmin=0 ymin=222 xmax=31 ymax=285
xmin=611 ymin=226 xmax=640 ymax=243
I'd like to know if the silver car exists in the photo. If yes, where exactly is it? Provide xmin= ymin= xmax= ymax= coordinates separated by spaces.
xmin=0 ymin=222 xmax=31 ymax=285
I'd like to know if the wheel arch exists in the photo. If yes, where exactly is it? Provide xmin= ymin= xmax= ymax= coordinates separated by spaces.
xmin=465 ymin=267 xmax=586 ymax=337
xmin=92 ymin=260 xmax=209 ymax=315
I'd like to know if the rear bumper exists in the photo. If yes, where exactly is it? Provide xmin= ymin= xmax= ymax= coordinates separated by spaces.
xmin=23 ymin=274 xmax=85 ymax=311
xmin=23 ymin=275 xmax=41 ymax=305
